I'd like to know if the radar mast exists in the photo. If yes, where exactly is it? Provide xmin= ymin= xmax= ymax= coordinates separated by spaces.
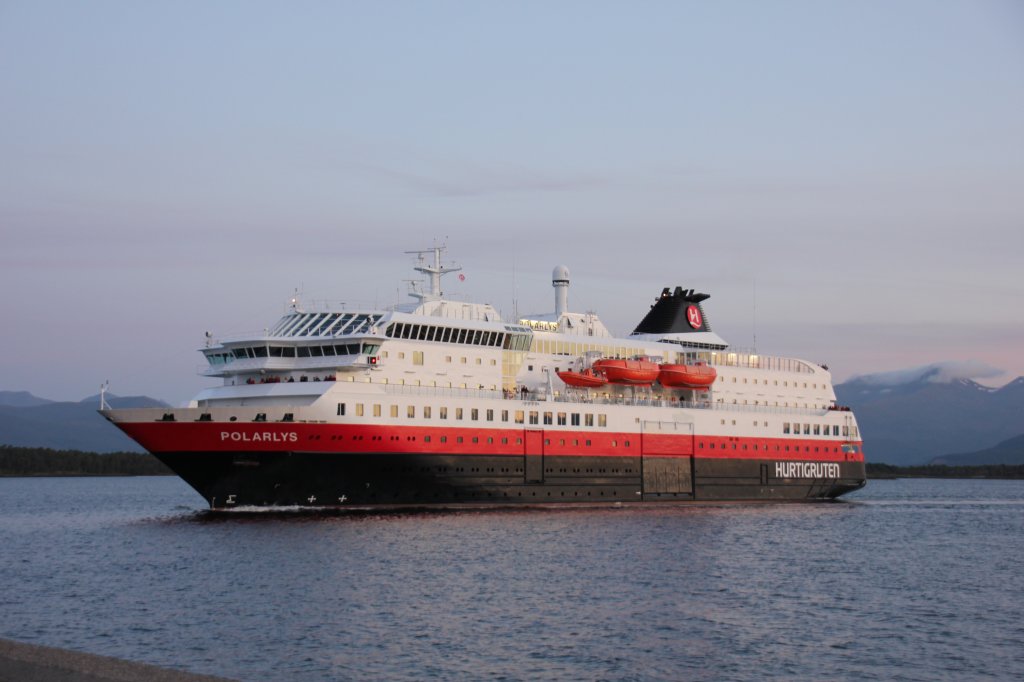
xmin=405 ymin=245 xmax=461 ymax=302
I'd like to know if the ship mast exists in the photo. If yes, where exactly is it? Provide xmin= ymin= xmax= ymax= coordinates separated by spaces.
xmin=405 ymin=246 xmax=461 ymax=303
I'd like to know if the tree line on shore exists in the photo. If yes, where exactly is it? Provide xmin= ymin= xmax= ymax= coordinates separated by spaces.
xmin=866 ymin=462 xmax=1024 ymax=479
xmin=2 ymin=445 xmax=1023 ymax=479
xmin=0 ymin=445 xmax=171 ymax=476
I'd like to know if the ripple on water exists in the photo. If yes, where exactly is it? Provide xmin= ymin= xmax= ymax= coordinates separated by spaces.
xmin=0 ymin=477 xmax=1022 ymax=680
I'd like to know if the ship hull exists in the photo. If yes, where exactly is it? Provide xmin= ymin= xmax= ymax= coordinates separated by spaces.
xmin=151 ymin=450 xmax=867 ymax=509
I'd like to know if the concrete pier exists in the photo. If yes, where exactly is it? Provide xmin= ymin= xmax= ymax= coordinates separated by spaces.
xmin=0 ymin=638 xmax=238 ymax=682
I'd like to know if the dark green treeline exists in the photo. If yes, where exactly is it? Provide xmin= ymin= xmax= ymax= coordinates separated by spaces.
xmin=0 ymin=445 xmax=171 ymax=476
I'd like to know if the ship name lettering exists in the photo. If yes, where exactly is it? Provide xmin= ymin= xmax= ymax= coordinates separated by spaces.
xmin=219 ymin=431 xmax=299 ymax=443
xmin=774 ymin=462 xmax=840 ymax=479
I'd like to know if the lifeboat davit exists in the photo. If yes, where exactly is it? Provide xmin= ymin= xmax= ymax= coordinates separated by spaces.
xmin=557 ymin=368 xmax=607 ymax=388
xmin=592 ymin=358 xmax=660 ymax=385
xmin=657 ymin=362 xmax=717 ymax=389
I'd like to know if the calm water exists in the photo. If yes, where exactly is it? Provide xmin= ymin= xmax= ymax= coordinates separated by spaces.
xmin=1 ymin=477 xmax=1022 ymax=681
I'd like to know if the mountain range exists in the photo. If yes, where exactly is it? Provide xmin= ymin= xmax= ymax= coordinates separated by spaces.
xmin=930 ymin=434 xmax=1024 ymax=466
xmin=835 ymin=367 xmax=1024 ymax=465
xmin=2 ymin=364 xmax=1023 ymax=463
xmin=0 ymin=391 xmax=168 ymax=453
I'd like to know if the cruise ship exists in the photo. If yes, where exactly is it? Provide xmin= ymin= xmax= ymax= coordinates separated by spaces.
xmin=102 ymin=247 xmax=866 ymax=509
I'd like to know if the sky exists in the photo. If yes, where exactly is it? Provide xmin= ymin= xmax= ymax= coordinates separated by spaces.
xmin=1 ymin=0 xmax=1022 ymax=406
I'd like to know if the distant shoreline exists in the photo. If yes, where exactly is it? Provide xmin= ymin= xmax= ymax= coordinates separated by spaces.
xmin=2 ymin=445 xmax=1022 ymax=480
xmin=0 ymin=445 xmax=171 ymax=477
xmin=866 ymin=462 xmax=1024 ymax=480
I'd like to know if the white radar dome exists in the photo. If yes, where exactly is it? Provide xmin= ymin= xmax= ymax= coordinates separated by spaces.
xmin=552 ymin=265 xmax=570 ymax=282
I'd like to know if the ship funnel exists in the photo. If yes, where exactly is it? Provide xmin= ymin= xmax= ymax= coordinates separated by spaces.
xmin=553 ymin=265 xmax=570 ymax=317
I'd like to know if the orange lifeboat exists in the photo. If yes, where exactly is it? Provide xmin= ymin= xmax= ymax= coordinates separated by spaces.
xmin=657 ymin=362 xmax=717 ymax=389
xmin=592 ymin=358 xmax=660 ymax=385
xmin=557 ymin=368 xmax=607 ymax=388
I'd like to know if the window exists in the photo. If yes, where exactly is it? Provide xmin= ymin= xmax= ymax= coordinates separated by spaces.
xmin=515 ymin=410 xmax=524 ymax=424
xmin=440 ymin=407 xmax=448 ymax=420
xmin=501 ymin=410 xmax=509 ymax=422
xmin=424 ymin=436 xmax=431 ymax=443
xmin=557 ymin=412 xmax=567 ymax=426
xmin=407 ymin=406 xmax=415 ymax=418
xmin=440 ymin=436 xmax=447 ymax=443
xmin=456 ymin=408 xmax=463 ymax=420
xmin=445 ymin=356 xmax=452 ymax=363
xmin=486 ymin=409 xmax=494 ymax=421
xmin=783 ymin=422 xmax=791 ymax=434
xmin=457 ymin=436 xmax=463 ymax=443
xmin=471 ymin=408 xmax=479 ymax=421
xmin=355 ymin=404 xmax=364 ymax=417
xmin=529 ymin=411 xmax=539 ymax=425
xmin=598 ymin=414 xmax=607 ymax=427
xmin=337 ymin=403 xmax=345 ymax=416
xmin=388 ymin=405 xmax=397 ymax=418
xmin=374 ymin=404 xmax=382 ymax=417
xmin=813 ymin=424 xmax=820 ymax=435
xmin=804 ymin=423 xmax=811 ymax=435
xmin=543 ymin=412 xmax=553 ymax=425
xmin=571 ymin=413 xmax=580 ymax=426
xmin=585 ymin=414 xmax=594 ymax=427
xmin=412 ymin=351 xmax=424 ymax=365
xmin=424 ymin=406 xmax=432 ymax=419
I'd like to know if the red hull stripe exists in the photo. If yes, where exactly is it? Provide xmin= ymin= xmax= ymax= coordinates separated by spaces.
xmin=117 ymin=422 xmax=864 ymax=463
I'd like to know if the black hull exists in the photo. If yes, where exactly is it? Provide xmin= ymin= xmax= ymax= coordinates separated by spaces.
xmin=155 ymin=451 xmax=867 ymax=509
